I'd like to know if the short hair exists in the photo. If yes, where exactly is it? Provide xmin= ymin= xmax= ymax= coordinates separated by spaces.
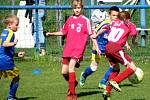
xmin=98 ymin=1 xmax=105 ymax=5
xmin=72 ymin=0 xmax=83 ymax=8
xmin=118 ymin=11 xmax=131 ymax=21
xmin=109 ymin=6 xmax=120 ymax=14
xmin=4 ymin=15 xmax=19 ymax=25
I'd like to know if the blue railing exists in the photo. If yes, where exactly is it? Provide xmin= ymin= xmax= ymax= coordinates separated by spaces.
xmin=0 ymin=3 xmax=149 ymax=48
xmin=0 ymin=5 xmax=150 ymax=10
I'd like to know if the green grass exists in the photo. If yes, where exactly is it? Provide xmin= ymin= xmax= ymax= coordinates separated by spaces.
xmin=0 ymin=1 xmax=150 ymax=99
xmin=0 ymin=35 xmax=150 ymax=100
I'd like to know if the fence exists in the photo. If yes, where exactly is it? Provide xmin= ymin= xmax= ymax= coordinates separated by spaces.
xmin=0 ymin=0 xmax=149 ymax=58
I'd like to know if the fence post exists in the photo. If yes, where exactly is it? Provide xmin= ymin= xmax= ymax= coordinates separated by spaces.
xmin=140 ymin=0 xmax=147 ymax=47
xmin=35 ymin=0 xmax=39 ymax=52
xmin=11 ymin=0 xmax=15 ymax=15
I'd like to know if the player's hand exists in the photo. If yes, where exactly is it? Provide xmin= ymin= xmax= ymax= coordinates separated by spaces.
xmin=126 ymin=45 xmax=132 ymax=51
xmin=96 ymin=48 xmax=101 ymax=55
xmin=14 ymin=39 xmax=18 ymax=45
xmin=46 ymin=32 xmax=52 ymax=36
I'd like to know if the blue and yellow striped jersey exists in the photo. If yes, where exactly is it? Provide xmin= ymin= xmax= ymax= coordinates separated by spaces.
xmin=0 ymin=29 xmax=15 ymax=70
xmin=95 ymin=20 xmax=111 ymax=54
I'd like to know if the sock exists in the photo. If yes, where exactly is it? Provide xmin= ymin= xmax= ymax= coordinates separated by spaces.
xmin=8 ymin=81 xmax=19 ymax=98
xmin=100 ymin=66 xmax=113 ymax=85
xmin=62 ymin=74 xmax=69 ymax=81
xmin=113 ymin=67 xmax=134 ymax=83
xmin=106 ymin=70 xmax=120 ymax=93
xmin=69 ymin=72 xmax=76 ymax=94
xmin=82 ymin=66 xmax=93 ymax=79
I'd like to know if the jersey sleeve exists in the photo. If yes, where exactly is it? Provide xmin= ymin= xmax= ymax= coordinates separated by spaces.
xmin=86 ymin=19 xmax=93 ymax=35
xmin=60 ymin=17 xmax=70 ymax=35
xmin=5 ymin=29 xmax=14 ymax=42
xmin=95 ymin=20 xmax=111 ymax=33
xmin=129 ymin=23 xmax=138 ymax=36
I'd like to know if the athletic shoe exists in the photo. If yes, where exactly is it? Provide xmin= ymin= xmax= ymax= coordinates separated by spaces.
xmin=39 ymin=49 xmax=46 ymax=56
xmin=102 ymin=90 xmax=110 ymax=100
xmin=98 ymin=83 xmax=106 ymax=90
xmin=109 ymin=80 xmax=121 ymax=92
xmin=79 ymin=72 xmax=86 ymax=86
xmin=7 ymin=97 xmax=17 ymax=100
xmin=67 ymin=93 xmax=77 ymax=100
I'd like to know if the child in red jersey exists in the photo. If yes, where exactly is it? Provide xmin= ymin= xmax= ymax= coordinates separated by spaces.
xmin=102 ymin=11 xmax=138 ymax=100
xmin=46 ymin=0 xmax=99 ymax=99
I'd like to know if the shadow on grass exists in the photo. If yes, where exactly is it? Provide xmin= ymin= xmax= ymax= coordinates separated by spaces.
xmin=119 ymin=83 xmax=138 ymax=88
xmin=17 ymin=97 xmax=38 ymax=100
xmin=77 ymin=90 xmax=102 ymax=97
xmin=80 ymin=87 xmax=99 ymax=90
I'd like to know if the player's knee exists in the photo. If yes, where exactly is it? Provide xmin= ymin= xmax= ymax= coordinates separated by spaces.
xmin=13 ymin=76 xmax=20 ymax=82
xmin=61 ymin=70 xmax=68 ymax=75
xmin=90 ymin=65 xmax=98 ymax=71
xmin=112 ymin=64 xmax=120 ymax=72
xmin=127 ymin=62 xmax=136 ymax=71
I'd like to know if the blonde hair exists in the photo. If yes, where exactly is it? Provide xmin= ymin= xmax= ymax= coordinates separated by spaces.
xmin=4 ymin=15 xmax=19 ymax=25
xmin=72 ymin=0 xmax=83 ymax=8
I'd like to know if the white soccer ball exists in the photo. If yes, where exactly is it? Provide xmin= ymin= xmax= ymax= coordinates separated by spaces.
xmin=128 ymin=67 xmax=144 ymax=84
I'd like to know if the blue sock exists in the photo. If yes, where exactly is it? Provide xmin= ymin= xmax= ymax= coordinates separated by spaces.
xmin=8 ymin=81 xmax=19 ymax=98
xmin=82 ymin=66 xmax=94 ymax=79
xmin=100 ymin=67 xmax=113 ymax=85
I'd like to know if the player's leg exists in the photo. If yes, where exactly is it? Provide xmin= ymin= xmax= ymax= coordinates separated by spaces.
xmin=7 ymin=67 xmax=20 ymax=100
xmin=38 ymin=14 xmax=46 ymax=56
xmin=113 ymin=61 xmax=136 ymax=83
xmin=67 ymin=58 xmax=78 ymax=99
xmin=98 ymin=65 xmax=113 ymax=89
xmin=102 ymin=65 xmax=120 ymax=100
xmin=109 ymin=50 xmax=136 ymax=92
xmin=61 ymin=57 xmax=70 ymax=82
xmin=62 ymin=64 xmax=69 ymax=81
xmin=80 ymin=50 xmax=99 ymax=86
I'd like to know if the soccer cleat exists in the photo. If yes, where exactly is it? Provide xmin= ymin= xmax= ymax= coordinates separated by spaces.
xmin=98 ymin=83 xmax=106 ymax=90
xmin=7 ymin=97 xmax=17 ymax=100
xmin=79 ymin=72 xmax=86 ymax=86
xmin=67 ymin=94 xmax=77 ymax=100
xmin=102 ymin=90 xmax=110 ymax=100
xmin=109 ymin=80 xmax=121 ymax=92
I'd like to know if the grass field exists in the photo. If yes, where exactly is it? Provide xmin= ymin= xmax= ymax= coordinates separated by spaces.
xmin=0 ymin=0 xmax=150 ymax=100
xmin=0 ymin=35 xmax=150 ymax=100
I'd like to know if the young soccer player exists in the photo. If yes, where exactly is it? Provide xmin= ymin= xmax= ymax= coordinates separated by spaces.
xmin=102 ymin=11 xmax=138 ymax=100
xmin=0 ymin=15 xmax=19 ymax=100
xmin=46 ymin=0 xmax=99 ymax=99
xmin=79 ymin=6 xmax=120 ymax=89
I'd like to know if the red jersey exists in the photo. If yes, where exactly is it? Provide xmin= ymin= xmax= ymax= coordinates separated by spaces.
xmin=108 ymin=19 xmax=137 ymax=47
xmin=61 ymin=15 xmax=92 ymax=59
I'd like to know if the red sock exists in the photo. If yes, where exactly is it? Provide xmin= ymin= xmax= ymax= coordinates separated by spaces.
xmin=113 ymin=67 xmax=134 ymax=83
xmin=106 ymin=71 xmax=119 ymax=93
xmin=69 ymin=72 xmax=76 ymax=94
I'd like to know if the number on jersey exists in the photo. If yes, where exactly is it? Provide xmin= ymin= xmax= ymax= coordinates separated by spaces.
xmin=108 ymin=27 xmax=124 ymax=42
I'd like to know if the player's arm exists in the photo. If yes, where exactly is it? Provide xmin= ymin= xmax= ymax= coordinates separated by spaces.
xmin=3 ymin=39 xmax=18 ymax=47
xmin=90 ymin=34 xmax=101 ymax=55
xmin=125 ymin=41 xmax=132 ymax=51
xmin=46 ymin=31 xmax=64 ymax=36
xmin=3 ymin=30 xmax=18 ymax=47
xmin=46 ymin=18 xmax=69 ymax=36
xmin=95 ymin=28 xmax=107 ymax=38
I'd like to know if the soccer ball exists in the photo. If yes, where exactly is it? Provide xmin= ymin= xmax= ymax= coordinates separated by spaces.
xmin=128 ymin=67 xmax=144 ymax=84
